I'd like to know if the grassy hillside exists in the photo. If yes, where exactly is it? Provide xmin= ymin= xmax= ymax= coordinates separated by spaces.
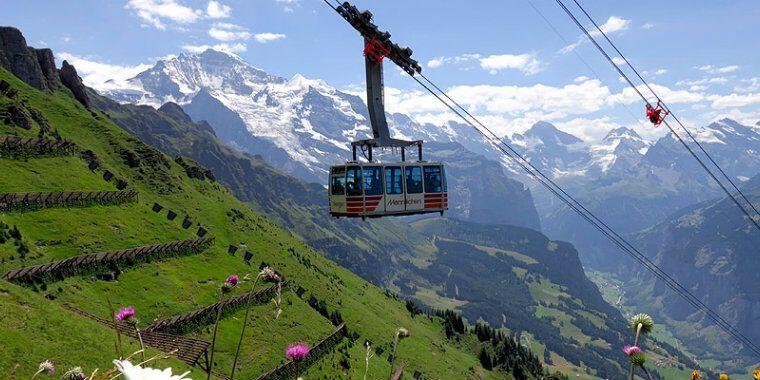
xmin=0 ymin=67 xmax=516 ymax=379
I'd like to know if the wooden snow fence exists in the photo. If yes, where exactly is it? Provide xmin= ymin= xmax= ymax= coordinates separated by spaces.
xmin=1 ymin=237 xmax=215 ymax=284
xmin=145 ymin=282 xmax=289 ymax=335
xmin=61 ymin=304 xmax=210 ymax=367
xmin=0 ymin=135 xmax=76 ymax=158
xmin=0 ymin=190 xmax=138 ymax=212
xmin=254 ymin=323 xmax=347 ymax=380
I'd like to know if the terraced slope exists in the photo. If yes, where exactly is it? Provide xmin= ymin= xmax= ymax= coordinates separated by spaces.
xmin=0 ymin=66 xmax=512 ymax=379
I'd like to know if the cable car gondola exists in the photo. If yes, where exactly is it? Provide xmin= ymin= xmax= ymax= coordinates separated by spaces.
xmin=327 ymin=1 xmax=448 ymax=219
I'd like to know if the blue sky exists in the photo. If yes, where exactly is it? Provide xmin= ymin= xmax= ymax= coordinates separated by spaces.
xmin=3 ymin=0 xmax=759 ymax=141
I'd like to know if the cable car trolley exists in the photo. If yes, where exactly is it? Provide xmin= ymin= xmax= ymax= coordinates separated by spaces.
xmin=327 ymin=1 xmax=448 ymax=219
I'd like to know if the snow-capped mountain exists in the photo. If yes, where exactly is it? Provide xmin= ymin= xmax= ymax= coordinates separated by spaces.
xmin=511 ymin=121 xmax=590 ymax=178
xmin=103 ymin=50 xmax=284 ymax=105
xmin=541 ymin=118 xmax=760 ymax=270
xmin=104 ymin=49 xmax=496 ymax=184
xmin=589 ymin=127 xmax=651 ymax=175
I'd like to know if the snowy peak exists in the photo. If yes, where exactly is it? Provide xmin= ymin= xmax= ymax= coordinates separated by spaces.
xmin=697 ymin=118 xmax=760 ymax=144
xmin=115 ymin=49 xmax=284 ymax=106
xmin=590 ymin=127 xmax=651 ymax=173
xmin=603 ymin=127 xmax=643 ymax=143
xmin=523 ymin=121 xmax=583 ymax=146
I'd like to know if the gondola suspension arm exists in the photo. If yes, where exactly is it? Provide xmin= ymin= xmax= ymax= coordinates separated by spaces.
xmin=331 ymin=1 xmax=424 ymax=161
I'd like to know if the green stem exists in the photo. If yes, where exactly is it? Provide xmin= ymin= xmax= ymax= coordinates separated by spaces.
xmin=135 ymin=326 xmax=146 ymax=362
xmin=207 ymin=291 xmax=226 ymax=380
xmin=107 ymin=298 xmax=123 ymax=359
xmin=641 ymin=365 xmax=654 ymax=380
xmin=630 ymin=323 xmax=643 ymax=380
xmin=30 ymin=369 xmax=43 ymax=380
xmin=230 ymin=276 xmax=260 ymax=380
xmin=388 ymin=335 xmax=399 ymax=380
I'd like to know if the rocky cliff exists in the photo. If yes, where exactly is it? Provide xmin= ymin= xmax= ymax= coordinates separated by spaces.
xmin=0 ymin=26 xmax=89 ymax=108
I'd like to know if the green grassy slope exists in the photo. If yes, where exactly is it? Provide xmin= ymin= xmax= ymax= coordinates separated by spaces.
xmin=0 ymin=67 xmax=506 ymax=379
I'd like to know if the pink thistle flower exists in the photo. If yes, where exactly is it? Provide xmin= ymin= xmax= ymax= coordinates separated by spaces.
xmin=222 ymin=274 xmax=239 ymax=293
xmin=623 ymin=344 xmax=641 ymax=357
xmin=115 ymin=306 xmax=137 ymax=324
xmin=38 ymin=360 xmax=55 ymax=375
xmin=285 ymin=342 xmax=310 ymax=361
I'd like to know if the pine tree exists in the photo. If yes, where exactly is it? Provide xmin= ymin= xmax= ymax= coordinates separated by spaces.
xmin=478 ymin=347 xmax=493 ymax=370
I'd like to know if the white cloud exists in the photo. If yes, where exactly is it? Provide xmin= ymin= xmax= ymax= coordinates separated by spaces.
xmin=208 ymin=23 xmax=251 ymax=41
xmin=206 ymin=1 xmax=231 ymax=18
xmin=676 ymin=77 xmax=728 ymax=90
xmin=608 ymin=83 xmax=707 ymax=106
xmin=253 ymin=33 xmax=286 ymax=43
xmin=446 ymin=79 xmax=613 ymax=117
xmin=734 ymin=77 xmax=760 ymax=93
xmin=182 ymin=42 xmax=247 ymax=53
xmin=275 ymin=0 xmax=300 ymax=12
xmin=422 ymin=53 xmax=540 ymax=74
xmin=479 ymin=53 xmax=542 ymax=75
xmin=596 ymin=16 xmax=631 ymax=35
xmin=381 ymin=77 xmax=713 ymax=139
xmin=561 ymin=16 xmax=630 ymax=54
xmin=554 ymin=116 xmax=641 ymax=142
xmin=643 ymin=68 xmax=668 ymax=77
xmin=125 ymin=0 xmax=202 ymax=30
xmin=711 ymin=93 xmax=760 ymax=109
xmin=56 ymin=52 xmax=152 ymax=91
xmin=697 ymin=64 xmax=739 ymax=74
xmin=612 ymin=57 xmax=626 ymax=65
xmin=383 ymin=87 xmax=448 ymax=116
xmin=641 ymin=23 xmax=654 ymax=29
xmin=427 ymin=57 xmax=445 ymax=69
xmin=699 ymin=108 xmax=760 ymax=127
xmin=574 ymin=76 xmax=590 ymax=83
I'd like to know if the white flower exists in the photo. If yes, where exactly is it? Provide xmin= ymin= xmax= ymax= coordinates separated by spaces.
xmin=113 ymin=360 xmax=191 ymax=380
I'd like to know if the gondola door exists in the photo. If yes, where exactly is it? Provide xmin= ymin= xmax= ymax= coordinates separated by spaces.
xmin=362 ymin=165 xmax=384 ymax=215
xmin=329 ymin=166 xmax=347 ymax=215
xmin=404 ymin=164 xmax=425 ymax=212
xmin=384 ymin=165 xmax=405 ymax=213
xmin=345 ymin=165 xmax=364 ymax=216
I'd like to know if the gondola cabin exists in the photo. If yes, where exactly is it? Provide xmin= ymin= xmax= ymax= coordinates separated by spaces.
xmin=327 ymin=1 xmax=450 ymax=219
xmin=329 ymin=162 xmax=448 ymax=218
